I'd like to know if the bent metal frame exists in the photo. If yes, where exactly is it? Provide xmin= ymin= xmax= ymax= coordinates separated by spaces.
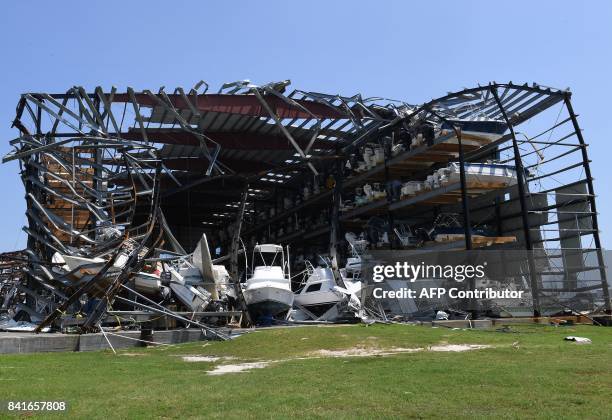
xmin=2 ymin=80 xmax=610 ymax=329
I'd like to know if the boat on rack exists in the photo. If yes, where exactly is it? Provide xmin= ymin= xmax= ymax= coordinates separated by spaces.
xmin=437 ymin=162 xmax=517 ymax=186
xmin=442 ymin=118 xmax=507 ymax=144
xmin=242 ymin=244 xmax=294 ymax=321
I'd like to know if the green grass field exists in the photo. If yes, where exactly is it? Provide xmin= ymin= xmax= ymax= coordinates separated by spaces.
xmin=1 ymin=324 xmax=611 ymax=419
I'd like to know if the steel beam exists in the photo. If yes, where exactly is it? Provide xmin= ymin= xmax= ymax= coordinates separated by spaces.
xmin=121 ymin=129 xmax=340 ymax=150
xmin=108 ymin=92 xmax=347 ymax=119
xmin=563 ymin=94 xmax=611 ymax=313
xmin=491 ymin=86 xmax=541 ymax=317
xmin=230 ymin=184 xmax=252 ymax=325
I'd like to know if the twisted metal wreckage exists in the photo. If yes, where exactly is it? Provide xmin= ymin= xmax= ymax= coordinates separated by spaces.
xmin=0 ymin=80 xmax=609 ymax=336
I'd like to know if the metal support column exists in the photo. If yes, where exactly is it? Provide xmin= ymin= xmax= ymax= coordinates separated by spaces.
xmin=383 ymin=136 xmax=395 ymax=249
xmin=453 ymin=125 xmax=477 ymax=315
xmin=455 ymin=126 xmax=473 ymax=250
xmin=563 ymin=94 xmax=611 ymax=313
xmin=329 ymin=161 xmax=344 ymax=286
xmin=494 ymin=197 xmax=503 ymax=236
xmin=491 ymin=87 xmax=541 ymax=317
xmin=230 ymin=183 xmax=252 ymax=325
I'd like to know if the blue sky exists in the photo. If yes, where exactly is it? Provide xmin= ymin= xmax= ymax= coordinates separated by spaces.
xmin=0 ymin=0 xmax=610 ymax=250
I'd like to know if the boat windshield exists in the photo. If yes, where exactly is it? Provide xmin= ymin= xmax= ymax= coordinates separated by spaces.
xmin=251 ymin=245 xmax=284 ymax=269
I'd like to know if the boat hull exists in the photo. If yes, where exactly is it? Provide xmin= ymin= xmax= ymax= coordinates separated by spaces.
xmin=294 ymin=290 xmax=342 ymax=307
xmin=243 ymin=283 xmax=294 ymax=319
xmin=294 ymin=300 xmax=340 ymax=317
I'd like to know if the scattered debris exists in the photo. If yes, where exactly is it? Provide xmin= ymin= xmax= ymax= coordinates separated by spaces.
xmin=436 ymin=310 xmax=450 ymax=320
xmin=0 ymin=315 xmax=49 ymax=332
xmin=564 ymin=336 xmax=592 ymax=344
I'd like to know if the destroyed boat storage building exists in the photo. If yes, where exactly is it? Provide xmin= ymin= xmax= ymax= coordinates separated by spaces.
xmin=1 ymin=80 xmax=610 ymax=333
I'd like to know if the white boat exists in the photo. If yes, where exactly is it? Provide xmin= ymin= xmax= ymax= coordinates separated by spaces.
xmin=294 ymin=265 xmax=344 ymax=317
xmin=438 ymin=162 xmax=517 ymax=186
xmin=289 ymin=238 xmax=372 ymax=322
xmin=340 ymin=234 xmax=366 ymax=297
xmin=290 ymin=259 xmax=363 ymax=321
xmin=242 ymin=244 xmax=294 ymax=320
xmin=53 ymin=253 xmax=127 ymax=278
xmin=55 ymin=252 xmax=166 ymax=296
xmin=167 ymin=260 xmax=212 ymax=311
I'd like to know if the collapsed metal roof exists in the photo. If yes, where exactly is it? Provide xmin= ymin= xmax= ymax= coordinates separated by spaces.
xmin=6 ymin=81 xmax=564 ymax=230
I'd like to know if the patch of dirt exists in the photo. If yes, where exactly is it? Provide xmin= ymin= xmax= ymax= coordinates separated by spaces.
xmin=180 ymin=355 xmax=237 ymax=362
xmin=313 ymin=344 xmax=493 ymax=357
xmin=182 ymin=356 xmax=222 ymax=362
xmin=428 ymin=344 xmax=492 ymax=352
xmin=207 ymin=362 xmax=270 ymax=375
xmin=313 ymin=347 xmax=423 ymax=358
xmin=189 ymin=343 xmax=494 ymax=375
xmin=120 ymin=353 xmax=147 ymax=357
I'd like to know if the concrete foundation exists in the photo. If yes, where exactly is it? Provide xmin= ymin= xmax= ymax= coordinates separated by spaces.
xmin=0 ymin=328 xmax=228 ymax=354
xmin=1 ymin=315 xmax=602 ymax=354
xmin=430 ymin=315 xmax=597 ymax=329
